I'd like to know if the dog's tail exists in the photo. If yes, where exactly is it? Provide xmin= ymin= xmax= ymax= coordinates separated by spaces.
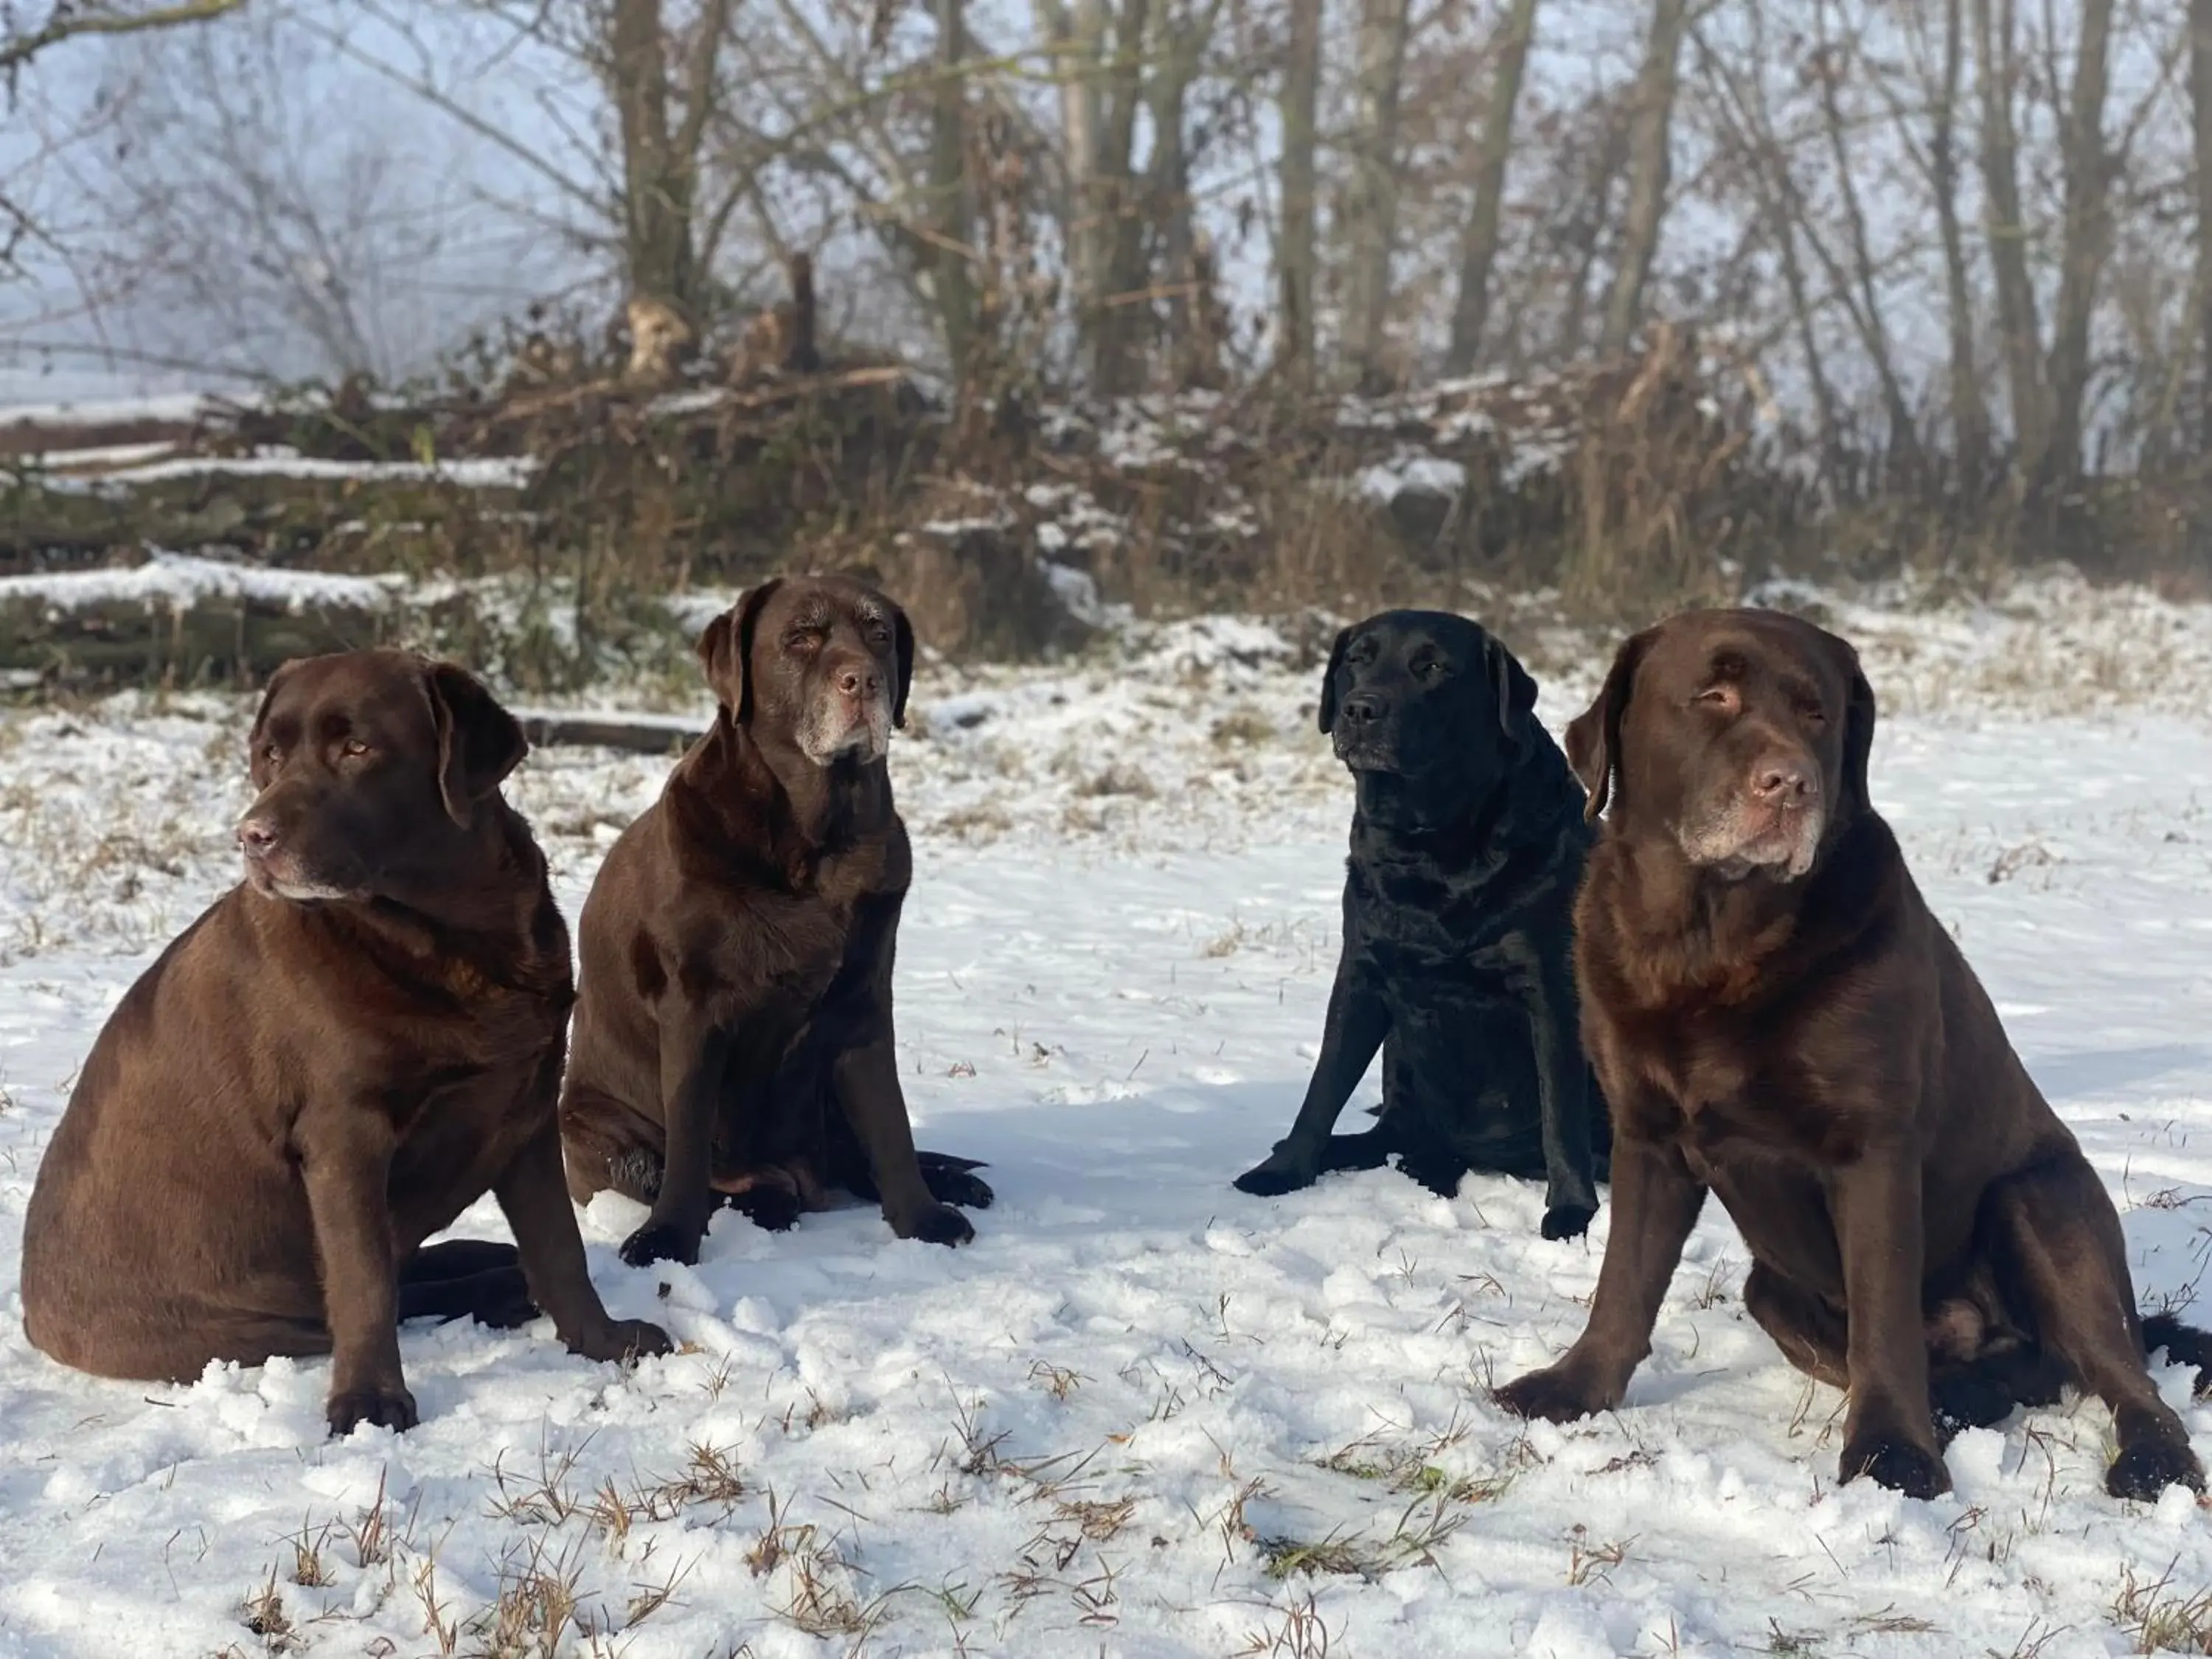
xmin=2141 ymin=1312 xmax=2212 ymax=1398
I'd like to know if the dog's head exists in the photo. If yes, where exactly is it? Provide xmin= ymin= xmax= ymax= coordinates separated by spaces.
xmin=1318 ymin=611 xmax=1540 ymax=809
xmin=1565 ymin=609 xmax=1875 ymax=882
xmin=237 ymin=650 xmax=526 ymax=903
xmin=695 ymin=574 xmax=914 ymax=766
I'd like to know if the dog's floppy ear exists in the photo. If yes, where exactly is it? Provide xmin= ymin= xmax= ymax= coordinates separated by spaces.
xmin=1837 ymin=638 xmax=1876 ymax=813
xmin=696 ymin=578 xmax=783 ymax=721
xmin=1485 ymin=632 xmax=1540 ymax=753
xmin=1316 ymin=626 xmax=1352 ymax=734
xmin=247 ymin=658 xmax=306 ymax=789
xmin=891 ymin=601 xmax=915 ymax=728
xmin=426 ymin=660 xmax=527 ymax=828
xmin=1565 ymin=629 xmax=1649 ymax=821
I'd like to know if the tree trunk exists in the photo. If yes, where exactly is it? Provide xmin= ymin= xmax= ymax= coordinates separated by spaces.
xmin=1444 ymin=0 xmax=1540 ymax=375
xmin=609 ymin=0 xmax=698 ymax=320
xmin=1340 ymin=0 xmax=1415 ymax=389
xmin=1972 ymin=0 xmax=2045 ymax=475
xmin=2043 ymin=0 xmax=2114 ymax=485
xmin=2194 ymin=0 xmax=2212 ymax=455
xmin=1811 ymin=0 xmax=1921 ymax=484
xmin=1932 ymin=0 xmax=1989 ymax=487
xmin=1089 ymin=0 xmax=1154 ymax=394
xmin=1147 ymin=0 xmax=1220 ymax=386
xmin=1275 ymin=0 xmax=1323 ymax=378
xmin=1557 ymin=114 xmax=1627 ymax=361
xmin=1048 ymin=0 xmax=1108 ymax=351
xmin=930 ymin=0 xmax=979 ymax=385
xmin=1598 ymin=0 xmax=1689 ymax=358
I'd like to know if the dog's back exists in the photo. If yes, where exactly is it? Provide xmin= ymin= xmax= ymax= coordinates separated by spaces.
xmin=22 ymin=898 xmax=328 ymax=1380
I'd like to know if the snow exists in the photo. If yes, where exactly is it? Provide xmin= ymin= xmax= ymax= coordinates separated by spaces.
xmin=49 ymin=451 xmax=541 ymax=491
xmin=0 ymin=392 xmax=226 ymax=431
xmin=4 ymin=585 xmax=2212 ymax=1655
xmin=0 ymin=551 xmax=394 ymax=618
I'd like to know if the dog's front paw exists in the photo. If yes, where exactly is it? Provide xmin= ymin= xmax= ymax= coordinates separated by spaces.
xmin=2107 ymin=1434 xmax=2206 ymax=1502
xmin=1234 ymin=1147 xmax=1318 ymax=1197
xmin=570 ymin=1318 xmax=674 ymax=1365
xmin=327 ymin=1383 xmax=419 ymax=1437
xmin=729 ymin=1184 xmax=803 ymax=1233
xmin=619 ymin=1220 xmax=701 ymax=1269
xmin=894 ymin=1200 xmax=975 ymax=1247
xmin=927 ymin=1166 xmax=995 ymax=1210
xmin=1839 ymin=1434 xmax=1950 ymax=1499
xmin=1493 ymin=1365 xmax=1604 ymax=1425
xmin=1540 ymin=1203 xmax=1596 ymax=1242
xmin=472 ymin=1268 xmax=541 ymax=1330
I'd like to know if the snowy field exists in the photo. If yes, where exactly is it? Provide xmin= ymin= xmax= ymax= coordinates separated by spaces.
xmin=7 ymin=581 xmax=2212 ymax=1656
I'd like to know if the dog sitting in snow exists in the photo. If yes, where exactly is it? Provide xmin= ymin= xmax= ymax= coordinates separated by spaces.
xmin=558 ymin=574 xmax=991 ymax=1267
xmin=1233 ymin=610 xmax=1610 ymax=1239
xmin=19 ymin=651 xmax=668 ymax=1435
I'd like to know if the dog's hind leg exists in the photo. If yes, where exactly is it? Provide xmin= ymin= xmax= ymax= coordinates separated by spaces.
xmin=397 ymin=1244 xmax=537 ymax=1329
xmin=1317 ymin=1122 xmax=1395 ymax=1173
xmin=1742 ymin=1262 xmax=1851 ymax=1390
xmin=2140 ymin=1312 xmax=2212 ymax=1397
xmin=843 ymin=1149 xmax=994 ymax=1210
xmin=1990 ymin=1151 xmax=2205 ymax=1500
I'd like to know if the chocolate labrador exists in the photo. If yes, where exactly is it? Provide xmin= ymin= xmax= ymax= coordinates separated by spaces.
xmin=1494 ymin=608 xmax=2212 ymax=1501
xmin=1233 ymin=611 xmax=1610 ymax=1239
xmin=559 ymin=574 xmax=990 ymax=1268
xmin=19 ymin=650 xmax=669 ymax=1435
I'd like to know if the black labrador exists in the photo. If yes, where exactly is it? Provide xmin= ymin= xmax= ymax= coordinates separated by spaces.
xmin=1234 ymin=610 xmax=1610 ymax=1239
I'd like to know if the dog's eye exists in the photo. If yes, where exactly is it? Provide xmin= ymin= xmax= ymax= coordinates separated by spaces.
xmin=1694 ymin=685 xmax=1738 ymax=712
xmin=339 ymin=738 xmax=371 ymax=759
xmin=260 ymin=742 xmax=280 ymax=765
xmin=1798 ymin=701 xmax=1826 ymax=725
xmin=1412 ymin=655 xmax=1445 ymax=681
xmin=785 ymin=627 xmax=821 ymax=652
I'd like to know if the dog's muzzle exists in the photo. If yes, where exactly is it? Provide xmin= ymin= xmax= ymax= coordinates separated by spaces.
xmin=1678 ymin=759 xmax=1826 ymax=880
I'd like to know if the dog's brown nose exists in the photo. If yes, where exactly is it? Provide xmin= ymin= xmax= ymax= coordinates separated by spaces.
xmin=1750 ymin=761 xmax=1812 ymax=804
xmin=236 ymin=817 xmax=279 ymax=858
xmin=835 ymin=664 xmax=881 ymax=698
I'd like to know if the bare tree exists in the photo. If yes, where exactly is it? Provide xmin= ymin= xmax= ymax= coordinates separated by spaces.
xmin=2042 ymin=0 xmax=2114 ymax=485
xmin=928 ymin=0 xmax=978 ymax=381
xmin=83 ymin=6 xmax=484 ymax=380
xmin=1972 ymin=0 xmax=2046 ymax=473
xmin=1274 ymin=0 xmax=1321 ymax=376
xmin=1443 ymin=0 xmax=1539 ymax=375
xmin=2194 ymin=0 xmax=2212 ymax=453
xmin=1340 ymin=0 xmax=1413 ymax=389
xmin=607 ymin=0 xmax=733 ymax=333
xmin=1599 ymin=0 xmax=1689 ymax=357
xmin=0 ymin=0 xmax=245 ymax=75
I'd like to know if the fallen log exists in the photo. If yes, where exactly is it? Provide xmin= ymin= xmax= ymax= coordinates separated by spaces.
xmin=0 ymin=550 xmax=394 ymax=688
xmin=511 ymin=707 xmax=704 ymax=755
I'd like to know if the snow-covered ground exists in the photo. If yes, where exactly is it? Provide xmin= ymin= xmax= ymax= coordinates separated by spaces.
xmin=5 ymin=585 xmax=2212 ymax=1657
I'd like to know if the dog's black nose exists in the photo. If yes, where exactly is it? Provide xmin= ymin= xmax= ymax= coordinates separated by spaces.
xmin=236 ymin=818 xmax=279 ymax=858
xmin=1340 ymin=692 xmax=1388 ymax=727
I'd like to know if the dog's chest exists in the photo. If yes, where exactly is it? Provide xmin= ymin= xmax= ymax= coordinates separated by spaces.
xmin=1348 ymin=864 xmax=1543 ymax=996
xmin=757 ymin=838 xmax=905 ymax=989
xmin=1620 ymin=1014 xmax=1865 ymax=1169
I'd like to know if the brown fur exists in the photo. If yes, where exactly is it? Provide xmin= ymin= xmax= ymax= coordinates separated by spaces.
xmin=559 ymin=575 xmax=991 ymax=1268
xmin=19 ymin=651 xmax=668 ymax=1435
xmin=1493 ymin=608 xmax=2212 ymax=1503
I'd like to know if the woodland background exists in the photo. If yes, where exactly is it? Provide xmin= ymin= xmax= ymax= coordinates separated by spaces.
xmin=0 ymin=0 xmax=2202 ymax=681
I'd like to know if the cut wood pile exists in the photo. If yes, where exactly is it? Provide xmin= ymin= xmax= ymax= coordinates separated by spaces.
xmin=0 ymin=304 xmax=1790 ymax=691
